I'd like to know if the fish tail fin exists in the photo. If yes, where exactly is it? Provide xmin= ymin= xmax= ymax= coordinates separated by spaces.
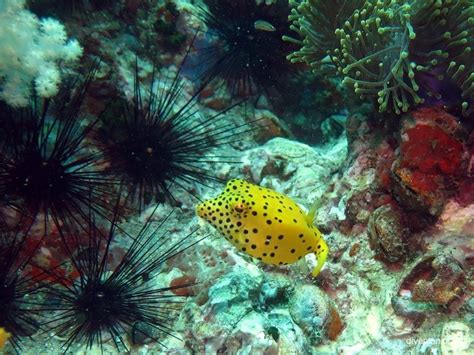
xmin=312 ymin=238 xmax=328 ymax=277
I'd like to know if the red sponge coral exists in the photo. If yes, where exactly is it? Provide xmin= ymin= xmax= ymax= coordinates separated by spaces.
xmin=399 ymin=108 xmax=466 ymax=194
xmin=391 ymin=107 xmax=468 ymax=215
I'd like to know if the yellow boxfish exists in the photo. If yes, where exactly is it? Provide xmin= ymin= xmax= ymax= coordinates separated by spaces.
xmin=196 ymin=179 xmax=328 ymax=276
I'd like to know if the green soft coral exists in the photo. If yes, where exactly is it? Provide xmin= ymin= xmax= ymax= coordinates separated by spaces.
xmin=287 ymin=0 xmax=474 ymax=116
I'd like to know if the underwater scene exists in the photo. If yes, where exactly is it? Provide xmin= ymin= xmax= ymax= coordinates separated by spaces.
xmin=0 ymin=0 xmax=473 ymax=354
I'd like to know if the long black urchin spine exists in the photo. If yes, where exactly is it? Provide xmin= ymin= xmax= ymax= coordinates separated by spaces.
xmin=0 ymin=221 xmax=45 ymax=353
xmin=0 ymin=65 xmax=117 ymax=234
xmin=97 ymin=40 xmax=255 ymax=212
xmin=37 ymin=201 xmax=203 ymax=353
xmin=195 ymin=0 xmax=296 ymax=100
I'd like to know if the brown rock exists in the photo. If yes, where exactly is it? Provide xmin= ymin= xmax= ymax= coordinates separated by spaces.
xmin=368 ymin=204 xmax=409 ymax=263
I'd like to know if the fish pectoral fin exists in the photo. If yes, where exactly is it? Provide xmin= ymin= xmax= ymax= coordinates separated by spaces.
xmin=306 ymin=198 xmax=322 ymax=225
xmin=312 ymin=238 xmax=328 ymax=277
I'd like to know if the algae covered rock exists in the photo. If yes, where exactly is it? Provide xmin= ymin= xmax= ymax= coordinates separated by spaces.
xmin=368 ymin=204 xmax=409 ymax=263
xmin=207 ymin=264 xmax=263 ymax=312
xmin=289 ymin=284 xmax=343 ymax=344
xmin=258 ymin=273 xmax=293 ymax=308
xmin=392 ymin=252 xmax=467 ymax=327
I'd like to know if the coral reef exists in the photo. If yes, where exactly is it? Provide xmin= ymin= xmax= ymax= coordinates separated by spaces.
xmin=391 ymin=251 xmax=469 ymax=331
xmin=153 ymin=1 xmax=187 ymax=52
xmin=178 ymin=264 xmax=343 ymax=353
xmin=0 ymin=0 xmax=473 ymax=353
xmin=440 ymin=321 xmax=472 ymax=355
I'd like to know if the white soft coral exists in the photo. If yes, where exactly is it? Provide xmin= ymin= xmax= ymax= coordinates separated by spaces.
xmin=0 ymin=0 xmax=83 ymax=106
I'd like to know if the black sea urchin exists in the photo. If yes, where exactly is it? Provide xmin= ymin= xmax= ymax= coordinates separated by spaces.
xmin=196 ymin=0 xmax=297 ymax=100
xmin=0 ymin=68 xmax=116 ymax=233
xmin=38 ymin=203 xmax=201 ymax=353
xmin=97 ymin=52 xmax=250 ymax=212
xmin=28 ymin=0 xmax=114 ymax=17
xmin=0 ymin=222 xmax=43 ymax=353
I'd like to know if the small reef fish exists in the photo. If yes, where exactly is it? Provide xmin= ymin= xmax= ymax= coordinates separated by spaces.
xmin=254 ymin=20 xmax=276 ymax=32
xmin=0 ymin=328 xmax=10 ymax=349
xmin=196 ymin=179 xmax=328 ymax=276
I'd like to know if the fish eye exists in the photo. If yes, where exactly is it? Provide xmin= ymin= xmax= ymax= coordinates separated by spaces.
xmin=234 ymin=203 xmax=245 ymax=213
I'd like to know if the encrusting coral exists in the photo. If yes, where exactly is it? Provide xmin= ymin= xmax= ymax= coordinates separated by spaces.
xmin=287 ymin=0 xmax=474 ymax=116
